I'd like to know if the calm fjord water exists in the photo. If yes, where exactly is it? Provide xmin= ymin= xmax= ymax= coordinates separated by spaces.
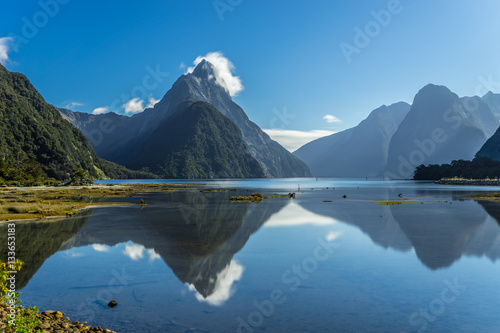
xmin=6 ymin=179 xmax=500 ymax=332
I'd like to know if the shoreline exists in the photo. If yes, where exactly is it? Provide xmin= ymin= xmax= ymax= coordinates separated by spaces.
xmin=0 ymin=183 xmax=196 ymax=223
xmin=0 ymin=305 xmax=117 ymax=333
xmin=436 ymin=179 xmax=500 ymax=186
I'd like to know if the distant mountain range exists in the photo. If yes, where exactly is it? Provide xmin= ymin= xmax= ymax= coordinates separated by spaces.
xmin=294 ymin=102 xmax=410 ymax=177
xmin=295 ymin=84 xmax=500 ymax=179
xmin=61 ymin=60 xmax=311 ymax=179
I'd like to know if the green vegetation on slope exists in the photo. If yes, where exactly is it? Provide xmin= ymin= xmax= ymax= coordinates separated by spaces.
xmin=130 ymin=101 xmax=266 ymax=179
xmin=0 ymin=64 xmax=155 ymax=181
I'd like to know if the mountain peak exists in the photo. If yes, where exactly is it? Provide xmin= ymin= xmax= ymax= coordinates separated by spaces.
xmin=483 ymin=91 xmax=496 ymax=99
xmin=191 ymin=59 xmax=216 ymax=79
xmin=418 ymin=83 xmax=451 ymax=94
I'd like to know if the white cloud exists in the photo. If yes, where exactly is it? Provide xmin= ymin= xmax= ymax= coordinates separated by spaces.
xmin=323 ymin=115 xmax=342 ymax=123
xmin=188 ymin=260 xmax=244 ymax=306
xmin=122 ymin=95 xmax=159 ymax=114
xmin=92 ymin=107 xmax=109 ymax=115
xmin=63 ymin=101 xmax=84 ymax=109
xmin=0 ymin=37 xmax=14 ymax=65
xmin=179 ymin=62 xmax=186 ymax=69
xmin=263 ymin=129 xmax=335 ymax=152
xmin=264 ymin=201 xmax=339 ymax=227
xmin=92 ymin=244 xmax=110 ymax=252
xmin=123 ymin=243 xmax=144 ymax=260
xmin=186 ymin=51 xmax=243 ymax=97
xmin=122 ymin=97 xmax=144 ymax=114
xmin=147 ymin=96 xmax=160 ymax=108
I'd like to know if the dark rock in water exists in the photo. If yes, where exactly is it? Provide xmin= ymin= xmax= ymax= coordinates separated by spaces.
xmin=343 ymin=195 xmax=347 ymax=199
xmin=108 ymin=300 xmax=118 ymax=308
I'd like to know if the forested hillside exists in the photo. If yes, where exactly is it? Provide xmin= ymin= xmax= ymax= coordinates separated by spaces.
xmin=0 ymin=64 xmax=154 ymax=183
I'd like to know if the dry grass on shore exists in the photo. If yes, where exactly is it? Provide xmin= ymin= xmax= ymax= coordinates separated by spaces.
xmin=468 ymin=192 xmax=500 ymax=201
xmin=0 ymin=184 xmax=190 ymax=222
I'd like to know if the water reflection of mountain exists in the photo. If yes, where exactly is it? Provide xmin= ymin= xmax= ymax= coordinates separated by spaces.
xmin=300 ymin=193 xmax=500 ymax=270
xmin=59 ymin=190 xmax=289 ymax=303
xmin=0 ymin=211 xmax=91 ymax=289
xmin=477 ymin=200 xmax=500 ymax=225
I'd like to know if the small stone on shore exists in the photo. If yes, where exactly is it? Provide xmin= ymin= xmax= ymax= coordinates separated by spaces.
xmin=1 ymin=305 xmax=117 ymax=333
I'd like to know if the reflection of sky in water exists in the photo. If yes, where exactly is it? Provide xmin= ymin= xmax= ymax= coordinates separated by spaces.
xmin=264 ymin=201 xmax=338 ymax=227
xmin=187 ymin=259 xmax=244 ymax=306
xmin=13 ymin=180 xmax=500 ymax=332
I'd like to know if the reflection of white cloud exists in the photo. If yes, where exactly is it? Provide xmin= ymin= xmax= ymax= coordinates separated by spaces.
xmin=64 ymin=250 xmax=84 ymax=258
xmin=325 ymin=231 xmax=342 ymax=242
xmin=123 ymin=243 xmax=144 ymax=260
xmin=147 ymin=248 xmax=161 ymax=262
xmin=123 ymin=243 xmax=160 ymax=261
xmin=188 ymin=260 xmax=244 ymax=306
xmin=92 ymin=244 xmax=110 ymax=252
xmin=264 ymin=202 xmax=338 ymax=227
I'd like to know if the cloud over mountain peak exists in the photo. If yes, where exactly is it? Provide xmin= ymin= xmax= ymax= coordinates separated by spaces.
xmin=186 ymin=52 xmax=243 ymax=97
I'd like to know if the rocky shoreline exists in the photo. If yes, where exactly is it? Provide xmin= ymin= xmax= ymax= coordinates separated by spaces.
xmin=0 ymin=306 xmax=116 ymax=333
xmin=436 ymin=179 xmax=500 ymax=186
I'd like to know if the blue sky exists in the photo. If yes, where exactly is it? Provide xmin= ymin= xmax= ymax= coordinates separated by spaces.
xmin=1 ymin=0 xmax=500 ymax=150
